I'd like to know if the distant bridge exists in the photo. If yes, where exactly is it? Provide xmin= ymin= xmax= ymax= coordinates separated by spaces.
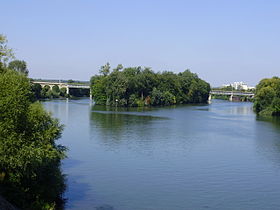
xmin=209 ymin=90 xmax=255 ymax=101
xmin=32 ymin=81 xmax=92 ymax=99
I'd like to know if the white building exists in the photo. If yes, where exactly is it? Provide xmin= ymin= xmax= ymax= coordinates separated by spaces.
xmin=233 ymin=82 xmax=247 ymax=90
xmin=222 ymin=82 xmax=255 ymax=91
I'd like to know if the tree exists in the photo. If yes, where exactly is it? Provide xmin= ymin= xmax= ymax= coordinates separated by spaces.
xmin=60 ymin=87 xmax=67 ymax=97
xmin=90 ymin=75 xmax=107 ymax=104
xmin=52 ymin=85 xmax=60 ymax=93
xmin=41 ymin=85 xmax=50 ymax=99
xmin=0 ymin=35 xmax=66 ymax=208
xmin=0 ymin=34 xmax=14 ymax=67
xmin=50 ymin=85 xmax=60 ymax=98
xmin=67 ymin=79 xmax=74 ymax=83
xmin=151 ymin=88 xmax=163 ymax=105
xmin=0 ymin=70 xmax=66 ymax=209
xmin=254 ymin=77 xmax=280 ymax=116
xmin=31 ymin=83 xmax=42 ymax=100
xmin=8 ymin=60 xmax=28 ymax=75
xmin=99 ymin=62 xmax=110 ymax=76
xmin=113 ymin=64 xmax=123 ymax=72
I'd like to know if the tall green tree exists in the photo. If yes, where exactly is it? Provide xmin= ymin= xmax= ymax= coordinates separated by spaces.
xmin=0 ymin=34 xmax=14 ymax=73
xmin=113 ymin=64 xmax=123 ymax=72
xmin=0 ymin=34 xmax=14 ymax=66
xmin=8 ymin=60 xmax=28 ymax=75
xmin=0 ymin=35 xmax=66 ymax=209
xmin=0 ymin=69 xmax=66 ymax=209
xmin=99 ymin=62 xmax=110 ymax=76
xmin=31 ymin=83 xmax=42 ymax=100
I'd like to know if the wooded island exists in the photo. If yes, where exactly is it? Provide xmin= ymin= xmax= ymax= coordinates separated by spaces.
xmin=91 ymin=63 xmax=211 ymax=107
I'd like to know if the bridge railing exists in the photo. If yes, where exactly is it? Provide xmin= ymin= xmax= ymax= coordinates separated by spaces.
xmin=210 ymin=90 xmax=254 ymax=96
xmin=67 ymin=85 xmax=90 ymax=89
xmin=32 ymin=81 xmax=90 ymax=89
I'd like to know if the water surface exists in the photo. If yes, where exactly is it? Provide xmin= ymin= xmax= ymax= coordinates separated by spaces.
xmin=43 ymin=99 xmax=280 ymax=210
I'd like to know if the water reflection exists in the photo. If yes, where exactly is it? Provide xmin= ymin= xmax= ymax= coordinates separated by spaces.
xmin=64 ymin=174 xmax=91 ymax=210
xmin=43 ymin=99 xmax=70 ymax=124
xmin=90 ymin=105 xmax=169 ymax=147
xmin=257 ymin=116 xmax=280 ymax=128
xmin=228 ymin=103 xmax=253 ymax=115
xmin=209 ymin=101 xmax=253 ymax=115
xmin=255 ymin=116 xmax=280 ymax=166
xmin=42 ymin=99 xmax=280 ymax=210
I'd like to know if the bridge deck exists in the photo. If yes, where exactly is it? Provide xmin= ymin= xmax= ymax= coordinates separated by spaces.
xmin=210 ymin=90 xmax=254 ymax=96
xmin=32 ymin=81 xmax=90 ymax=89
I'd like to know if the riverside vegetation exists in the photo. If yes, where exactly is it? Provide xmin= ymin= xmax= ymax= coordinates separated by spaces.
xmin=91 ymin=63 xmax=211 ymax=107
xmin=0 ymin=35 xmax=66 ymax=209
xmin=254 ymin=77 xmax=280 ymax=116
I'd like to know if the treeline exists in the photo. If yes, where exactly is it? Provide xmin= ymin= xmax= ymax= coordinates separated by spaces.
xmin=90 ymin=63 xmax=210 ymax=106
xmin=254 ymin=77 xmax=280 ymax=116
xmin=0 ymin=35 xmax=66 ymax=209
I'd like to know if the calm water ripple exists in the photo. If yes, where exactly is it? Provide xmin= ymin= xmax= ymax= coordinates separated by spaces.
xmin=43 ymin=99 xmax=280 ymax=210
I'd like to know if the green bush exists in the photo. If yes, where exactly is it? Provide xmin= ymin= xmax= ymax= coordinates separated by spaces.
xmin=254 ymin=77 xmax=280 ymax=116
xmin=60 ymin=87 xmax=67 ymax=97
xmin=128 ymin=94 xmax=138 ymax=107
xmin=0 ymin=70 xmax=66 ymax=209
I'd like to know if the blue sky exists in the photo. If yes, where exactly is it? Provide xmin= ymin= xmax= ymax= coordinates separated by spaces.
xmin=1 ymin=0 xmax=279 ymax=86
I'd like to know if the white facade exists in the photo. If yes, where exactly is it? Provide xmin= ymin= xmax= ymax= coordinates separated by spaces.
xmin=222 ymin=82 xmax=255 ymax=91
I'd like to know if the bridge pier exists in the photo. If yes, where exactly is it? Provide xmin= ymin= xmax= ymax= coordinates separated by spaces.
xmin=66 ymin=86 xmax=70 ymax=95
xmin=90 ymin=89 xmax=92 ymax=100
xmin=208 ymin=94 xmax=212 ymax=103
xmin=229 ymin=94 xmax=233 ymax=102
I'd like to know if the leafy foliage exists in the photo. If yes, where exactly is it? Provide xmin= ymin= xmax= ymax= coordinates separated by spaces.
xmin=8 ymin=60 xmax=28 ymax=75
xmin=91 ymin=64 xmax=210 ymax=106
xmin=99 ymin=62 xmax=110 ymax=76
xmin=0 ymin=34 xmax=14 ymax=66
xmin=60 ymin=87 xmax=67 ymax=97
xmin=0 ymin=70 xmax=66 ymax=209
xmin=254 ymin=77 xmax=280 ymax=116
xmin=31 ymin=83 xmax=43 ymax=100
xmin=0 ymin=35 xmax=66 ymax=209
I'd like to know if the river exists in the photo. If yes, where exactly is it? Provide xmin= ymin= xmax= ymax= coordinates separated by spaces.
xmin=43 ymin=99 xmax=280 ymax=210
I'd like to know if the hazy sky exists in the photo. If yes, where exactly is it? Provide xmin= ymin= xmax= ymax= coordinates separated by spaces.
xmin=1 ymin=0 xmax=279 ymax=86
